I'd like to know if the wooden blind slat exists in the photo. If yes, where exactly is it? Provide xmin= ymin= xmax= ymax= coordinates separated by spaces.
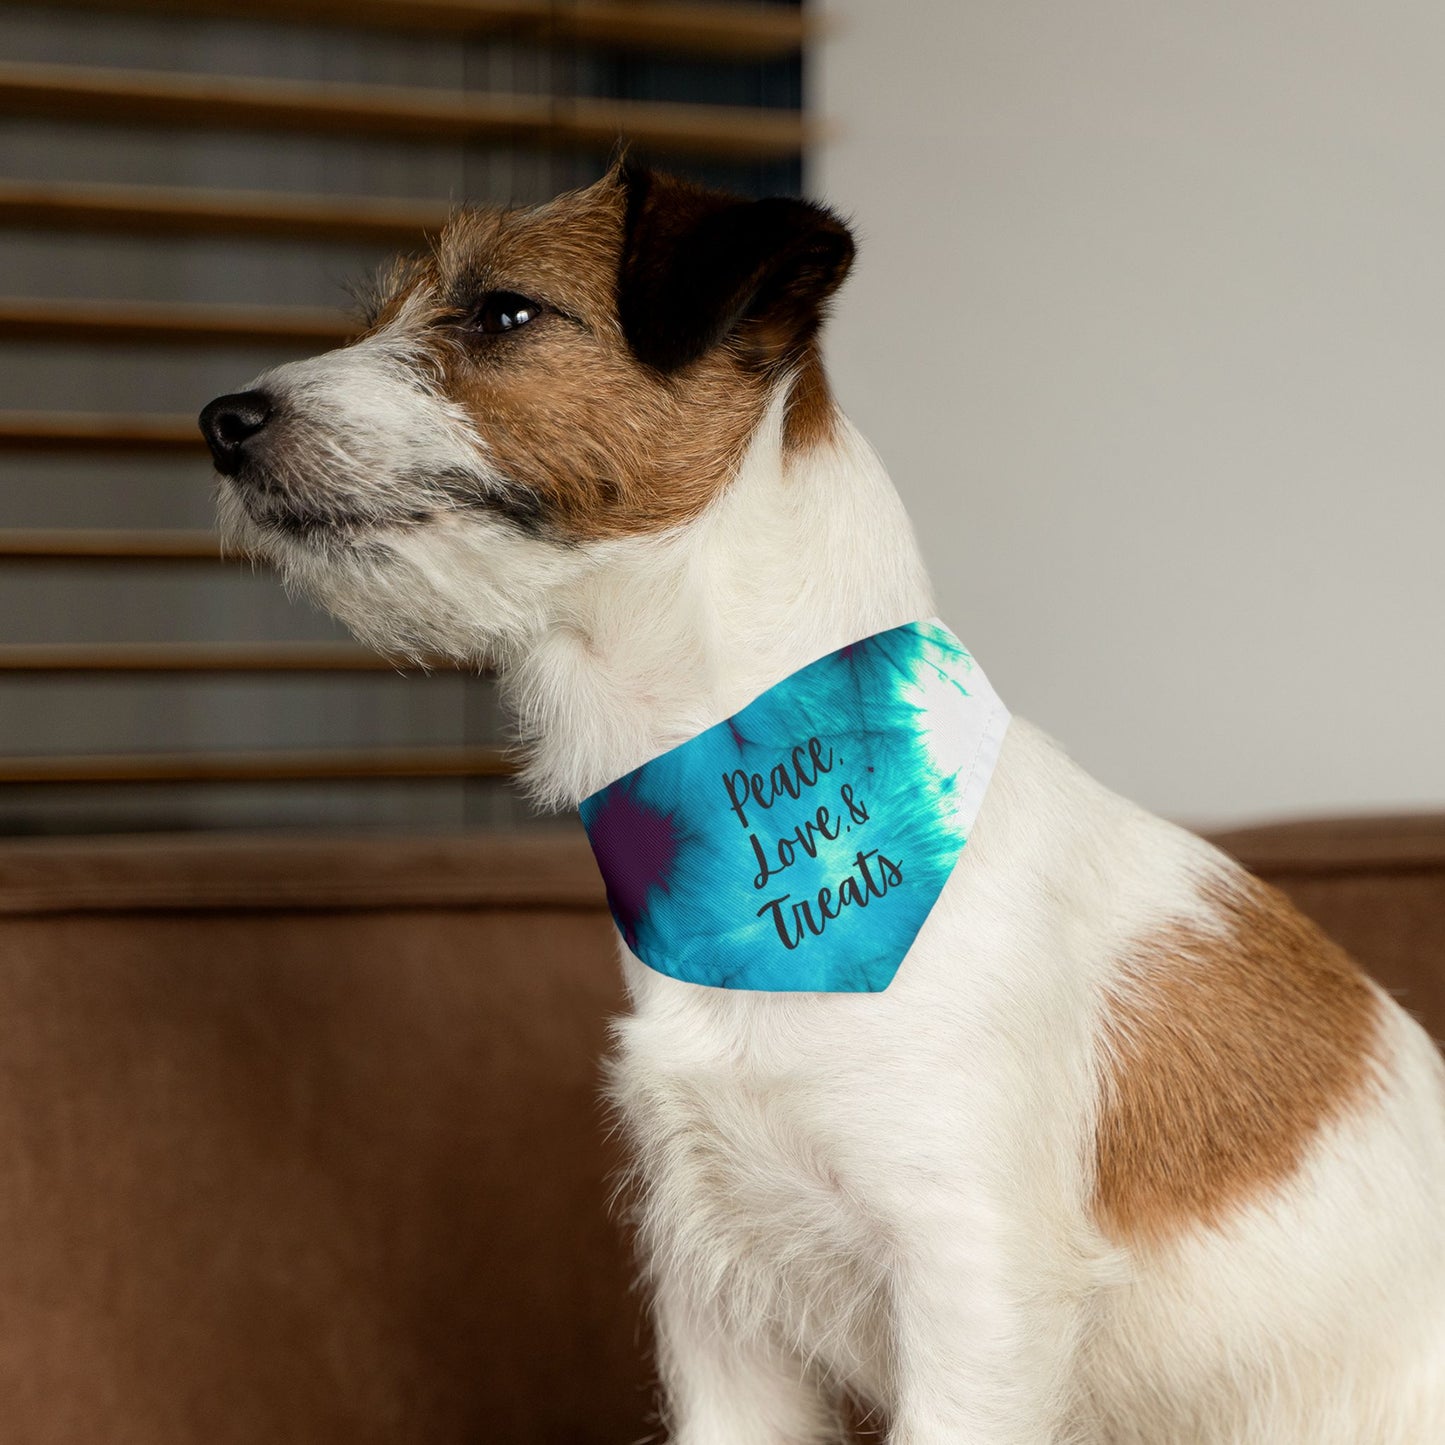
xmin=0 ymin=643 xmax=418 ymax=673
xmin=547 ymin=0 xmax=810 ymax=58
xmin=28 ymin=0 xmax=810 ymax=59
xmin=0 ymin=180 xmax=448 ymax=245
xmin=0 ymin=297 xmax=353 ymax=348
xmin=0 ymin=413 xmax=204 ymax=452
xmin=0 ymin=745 xmax=513 ymax=784
xmin=0 ymin=62 xmax=813 ymax=161
xmin=0 ymin=413 xmax=203 ymax=450
xmin=0 ymin=529 xmax=221 ymax=560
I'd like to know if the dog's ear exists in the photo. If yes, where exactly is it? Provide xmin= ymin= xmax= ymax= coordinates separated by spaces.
xmin=616 ymin=162 xmax=855 ymax=374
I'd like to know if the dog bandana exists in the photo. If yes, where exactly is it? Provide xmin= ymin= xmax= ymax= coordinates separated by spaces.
xmin=579 ymin=620 xmax=1009 ymax=992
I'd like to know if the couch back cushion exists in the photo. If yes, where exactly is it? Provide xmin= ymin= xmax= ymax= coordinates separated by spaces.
xmin=0 ymin=833 xmax=644 ymax=1445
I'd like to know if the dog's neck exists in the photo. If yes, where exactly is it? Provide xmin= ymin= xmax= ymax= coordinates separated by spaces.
xmin=506 ymin=391 xmax=936 ymax=809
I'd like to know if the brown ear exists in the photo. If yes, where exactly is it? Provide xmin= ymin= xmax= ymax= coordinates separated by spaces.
xmin=616 ymin=163 xmax=855 ymax=375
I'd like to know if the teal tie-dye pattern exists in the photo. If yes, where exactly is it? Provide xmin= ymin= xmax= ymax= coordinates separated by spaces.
xmin=579 ymin=620 xmax=1009 ymax=992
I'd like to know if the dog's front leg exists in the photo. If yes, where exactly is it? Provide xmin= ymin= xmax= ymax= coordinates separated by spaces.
xmin=653 ymin=1276 xmax=841 ymax=1445
xmin=884 ymin=1202 xmax=1090 ymax=1445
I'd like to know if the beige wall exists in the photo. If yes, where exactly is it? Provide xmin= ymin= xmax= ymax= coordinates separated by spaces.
xmin=813 ymin=0 xmax=1445 ymax=826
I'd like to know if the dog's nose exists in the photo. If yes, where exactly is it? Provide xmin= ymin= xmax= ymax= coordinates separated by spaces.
xmin=199 ymin=390 xmax=273 ymax=475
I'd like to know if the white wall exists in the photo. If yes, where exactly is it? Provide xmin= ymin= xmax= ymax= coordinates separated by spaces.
xmin=812 ymin=0 xmax=1445 ymax=826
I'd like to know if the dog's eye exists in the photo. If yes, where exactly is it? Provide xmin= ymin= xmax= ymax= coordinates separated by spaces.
xmin=471 ymin=291 xmax=543 ymax=335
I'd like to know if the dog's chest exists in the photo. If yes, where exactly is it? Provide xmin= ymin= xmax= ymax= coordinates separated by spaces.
xmin=611 ymin=997 xmax=894 ymax=1387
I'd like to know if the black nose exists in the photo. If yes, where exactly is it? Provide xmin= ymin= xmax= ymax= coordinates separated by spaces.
xmin=199 ymin=390 xmax=273 ymax=475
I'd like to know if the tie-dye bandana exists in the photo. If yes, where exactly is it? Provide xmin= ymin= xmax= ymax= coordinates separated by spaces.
xmin=578 ymin=620 xmax=1009 ymax=992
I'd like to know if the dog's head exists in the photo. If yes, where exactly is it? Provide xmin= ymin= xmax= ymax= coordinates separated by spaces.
xmin=200 ymin=163 xmax=854 ymax=661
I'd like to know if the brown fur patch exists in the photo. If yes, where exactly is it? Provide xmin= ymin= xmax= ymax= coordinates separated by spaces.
xmin=782 ymin=344 xmax=840 ymax=456
xmin=1094 ymin=872 xmax=1382 ymax=1246
xmin=365 ymin=177 xmax=780 ymax=540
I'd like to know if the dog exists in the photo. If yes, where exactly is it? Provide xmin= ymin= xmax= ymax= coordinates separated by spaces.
xmin=200 ymin=162 xmax=1445 ymax=1443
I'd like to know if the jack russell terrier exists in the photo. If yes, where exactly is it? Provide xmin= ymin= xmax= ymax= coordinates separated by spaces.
xmin=200 ymin=163 xmax=1445 ymax=1444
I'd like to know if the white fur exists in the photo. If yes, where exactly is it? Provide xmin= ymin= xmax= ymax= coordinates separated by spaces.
xmin=221 ymin=349 xmax=1445 ymax=1443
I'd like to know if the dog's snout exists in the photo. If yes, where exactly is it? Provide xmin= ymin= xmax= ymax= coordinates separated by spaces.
xmin=199 ymin=390 xmax=274 ymax=476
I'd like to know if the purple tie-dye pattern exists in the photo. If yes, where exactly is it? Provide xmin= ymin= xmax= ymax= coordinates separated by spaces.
xmin=583 ymin=783 xmax=679 ymax=947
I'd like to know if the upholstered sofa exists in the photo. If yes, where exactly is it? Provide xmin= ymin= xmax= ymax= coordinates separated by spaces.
xmin=0 ymin=816 xmax=1440 ymax=1442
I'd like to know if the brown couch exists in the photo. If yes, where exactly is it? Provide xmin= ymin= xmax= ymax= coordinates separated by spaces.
xmin=0 ymin=816 xmax=1441 ymax=1443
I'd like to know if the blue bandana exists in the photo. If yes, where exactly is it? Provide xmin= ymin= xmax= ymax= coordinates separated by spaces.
xmin=578 ymin=620 xmax=1009 ymax=992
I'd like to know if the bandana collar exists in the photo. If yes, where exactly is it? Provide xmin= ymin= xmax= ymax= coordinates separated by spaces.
xmin=579 ymin=620 xmax=1009 ymax=992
